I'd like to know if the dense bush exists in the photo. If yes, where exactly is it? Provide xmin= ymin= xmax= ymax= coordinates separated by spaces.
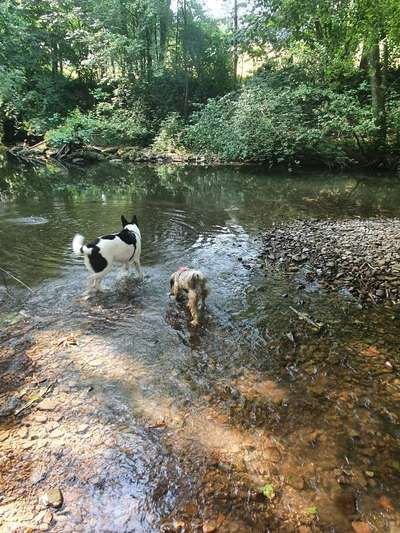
xmin=45 ymin=103 xmax=152 ymax=148
xmin=184 ymin=76 xmax=377 ymax=167
xmin=152 ymin=113 xmax=185 ymax=152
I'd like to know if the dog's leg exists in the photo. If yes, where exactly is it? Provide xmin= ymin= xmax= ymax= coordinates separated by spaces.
xmin=134 ymin=259 xmax=144 ymax=281
xmin=201 ymin=284 xmax=208 ymax=308
xmin=93 ymin=275 xmax=103 ymax=291
xmin=187 ymin=289 xmax=200 ymax=326
xmin=120 ymin=262 xmax=130 ymax=278
xmin=83 ymin=275 xmax=96 ymax=299
xmin=171 ymin=281 xmax=181 ymax=299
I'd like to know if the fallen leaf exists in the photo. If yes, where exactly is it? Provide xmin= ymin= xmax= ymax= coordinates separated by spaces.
xmin=360 ymin=346 xmax=380 ymax=358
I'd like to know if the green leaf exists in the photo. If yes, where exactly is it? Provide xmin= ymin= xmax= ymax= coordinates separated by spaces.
xmin=306 ymin=505 xmax=318 ymax=517
xmin=262 ymin=483 xmax=275 ymax=500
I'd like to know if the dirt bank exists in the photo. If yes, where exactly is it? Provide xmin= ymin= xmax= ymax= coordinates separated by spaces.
xmin=262 ymin=218 xmax=400 ymax=305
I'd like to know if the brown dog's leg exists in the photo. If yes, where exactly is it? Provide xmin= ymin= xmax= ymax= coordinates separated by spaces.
xmin=187 ymin=289 xmax=199 ymax=326
xmin=201 ymin=282 xmax=208 ymax=307
xmin=171 ymin=279 xmax=180 ymax=298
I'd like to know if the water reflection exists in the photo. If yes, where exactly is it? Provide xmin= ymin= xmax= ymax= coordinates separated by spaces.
xmin=1 ymin=159 xmax=400 ymax=288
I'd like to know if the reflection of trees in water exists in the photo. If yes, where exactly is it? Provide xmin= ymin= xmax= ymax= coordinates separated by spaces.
xmin=1 ymin=159 xmax=400 ymax=219
xmin=241 ymin=173 xmax=400 ymax=222
xmin=0 ymin=159 xmax=256 ymax=205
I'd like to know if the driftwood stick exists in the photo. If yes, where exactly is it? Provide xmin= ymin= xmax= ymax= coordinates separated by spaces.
xmin=27 ymin=140 xmax=46 ymax=150
xmin=0 ymin=267 xmax=34 ymax=293
xmin=15 ymin=384 xmax=53 ymax=416
xmin=289 ymin=306 xmax=322 ymax=329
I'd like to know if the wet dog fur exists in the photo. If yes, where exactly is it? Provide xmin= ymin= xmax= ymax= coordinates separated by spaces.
xmin=72 ymin=214 xmax=142 ymax=295
xmin=170 ymin=268 xmax=208 ymax=326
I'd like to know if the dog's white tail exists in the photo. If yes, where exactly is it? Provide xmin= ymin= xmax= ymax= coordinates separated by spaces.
xmin=72 ymin=234 xmax=90 ymax=255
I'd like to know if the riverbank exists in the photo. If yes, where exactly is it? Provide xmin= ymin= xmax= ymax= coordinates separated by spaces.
xmin=4 ymin=142 xmax=400 ymax=172
xmin=262 ymin=218 xmax=400 ymax=306
xmin=4 ymin=143 xmax=217 ymax=167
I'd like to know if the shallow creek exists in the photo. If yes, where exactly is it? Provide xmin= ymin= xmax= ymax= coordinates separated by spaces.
xmin=0 ymin=160 xmax=400 ymax=532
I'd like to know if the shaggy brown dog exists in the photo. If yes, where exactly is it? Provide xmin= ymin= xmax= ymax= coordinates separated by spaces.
xmin=170 ymin=267 xmax=209 ymax=326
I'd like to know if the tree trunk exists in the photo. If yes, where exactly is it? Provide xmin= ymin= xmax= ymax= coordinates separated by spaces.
xmin=369 ymin=41 xmax=386 ymax=152
xmin=359 ymin=42 xmax=369 ymax=72
xmin=183 ymin=0 xmax=189 ymax=117
xmin=51 ymin=39 xmax=58 ymax=78
xmin=233 ymin=0 xmax=238 ymax=87
xmin=145 ymin=27 xmax=153 ymax=81
xmin=159 ymin=0 xmax=171 ymax=64
xmin=175 ymin=0 xmax=180 ymax=76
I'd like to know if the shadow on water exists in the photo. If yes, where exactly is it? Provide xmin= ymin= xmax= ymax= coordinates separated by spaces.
xmin=1 ymin=159 xmax=400 ymax=531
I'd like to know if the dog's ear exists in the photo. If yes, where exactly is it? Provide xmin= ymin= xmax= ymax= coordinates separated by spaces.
xmin=121 ymin=215 xmax=129 ymax=228
xmin=131 ymin=214 xmax=138 ymax=226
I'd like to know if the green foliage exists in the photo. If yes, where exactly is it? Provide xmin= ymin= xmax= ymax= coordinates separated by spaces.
xmin=0 ymin=0 xmax=234 ymax=143
xmin=184 ymin=74 xmax=376 ymax=166
xmin=262 ymin=483 xmax=275 ymax=500
xmin=241 ymin=0 xmax=400 ymax=158
xmin=45 ymin=105 xmax=151 ymax=148
xmin=306 ymin=505 xmax=318 ymax=517
xmin=152 ymin=113 xmax=185 ymax=152
xmin=2 ymin=0 xmax=400 ymax=167
xmin=45 ymin=110 xmax=100 ymax=148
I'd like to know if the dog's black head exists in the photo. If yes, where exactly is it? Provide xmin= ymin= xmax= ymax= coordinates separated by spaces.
xmin=121 ymin=214 xmax=138 ymax=228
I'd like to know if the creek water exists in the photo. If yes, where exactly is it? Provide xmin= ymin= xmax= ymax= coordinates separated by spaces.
xmin=0 ymin=157 xmax=400 ymax=532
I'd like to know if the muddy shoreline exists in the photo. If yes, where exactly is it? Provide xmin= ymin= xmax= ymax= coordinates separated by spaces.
xmin=262 ymin=218 xmax=400 ymax=306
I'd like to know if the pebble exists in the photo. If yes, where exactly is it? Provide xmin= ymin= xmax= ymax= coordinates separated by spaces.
xmin=38 ymin=399 xmax=58 ymax=411
xmin=30 ymin=468 xmax=47 ymax=484
xmin=351 ymin=521 xmax=372 ymax=533
xmin=203 ymin=520 xmax=218 ymax=533
xmin=35 ymin=415 xmax=48 ymax=423
xmin=42 ymin=510 xmax=53 ymax=524
xmin=267 ymin=447 xmax=281 ymax=463
xmin=87 ymin=359 xmax=101 ymax=367
xmin=365 ymin=470 xmax=374 ymax=478
xmin=18 ymin=426 xmax=29 ymax=439
xmin=41 ymin=488 xmax=63 ymax=508
xmin=378 ymin=495 xmax=394 ymax=511
xmin=0 ymin=431 xmax=9 ymax=442
xmin=50 ymin=428 xmax=65 ymax=439
xmin=286 ymin=474 xmax=304 ymax=490
xmin=76 ymin=424 xmax=89 ymax=434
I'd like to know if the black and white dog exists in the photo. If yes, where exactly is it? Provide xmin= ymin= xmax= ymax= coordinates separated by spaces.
xmin=72 ymin=214 xmax=142 ymax=294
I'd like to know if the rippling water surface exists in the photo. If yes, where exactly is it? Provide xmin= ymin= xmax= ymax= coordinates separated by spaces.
xmin=1 ymin=157 xmax=400 ymax=532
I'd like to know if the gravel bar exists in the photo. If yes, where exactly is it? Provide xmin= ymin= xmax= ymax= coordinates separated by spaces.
xmin=262 ymin=218 xmax=400 ymax=304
